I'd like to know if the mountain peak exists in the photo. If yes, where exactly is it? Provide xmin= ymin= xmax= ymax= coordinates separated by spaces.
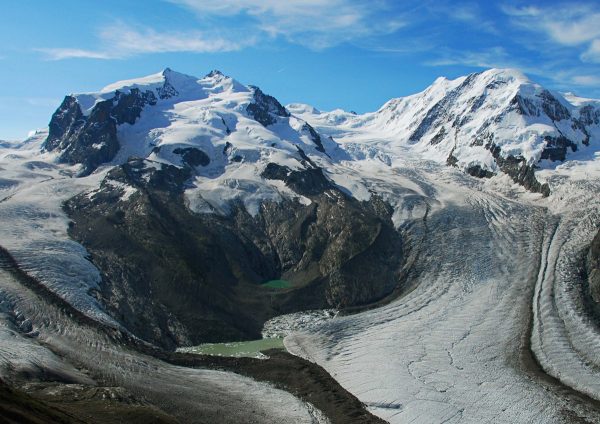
xmin=199 ymin=69 xmax=248 ymax=94
xmin=480 ymin=68 xmax=531 ymax=84
xmin=205 ymin=69 xmax=224 ymax=78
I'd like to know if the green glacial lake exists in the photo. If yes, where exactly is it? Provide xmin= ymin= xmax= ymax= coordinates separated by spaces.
xmin=177 ymin=338 xmax=285 ymax=358
xmin=261 ymin=279 xmax=292 ymax=289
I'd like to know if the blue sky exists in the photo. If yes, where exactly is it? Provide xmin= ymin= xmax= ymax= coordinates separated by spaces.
xmin=1 ymin=0 xmax=599 ymax=140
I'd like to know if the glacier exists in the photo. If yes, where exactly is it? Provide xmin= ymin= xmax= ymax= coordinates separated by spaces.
xmin=1 ymin=67 xmax=600 ymax=422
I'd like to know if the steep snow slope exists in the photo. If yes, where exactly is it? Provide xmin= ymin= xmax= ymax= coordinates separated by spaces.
xmin=45 ymin=68 xmax=342 ymax=214
xmin=294 ymin=69 xmax=600 ymax=194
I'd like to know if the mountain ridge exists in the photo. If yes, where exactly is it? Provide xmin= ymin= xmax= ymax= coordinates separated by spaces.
xmin=40 ymin=67 xmax=600 ymax=198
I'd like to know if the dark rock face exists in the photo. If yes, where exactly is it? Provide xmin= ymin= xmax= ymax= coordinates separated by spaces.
xmin=446 ymin=151 xmax=459 ymax=167
xmin=112 ymin=88 xmax=157 ymax=125
xmin=44 ymin=98 xmax=119 ymax=176
xmin=246 ymin=86 xmax=290 ymax=127
xmin=487 ymin=143 xmax=550 ymax=196
xmin=44 ymin=96 xmax=85 ymax=151
xmin=430 ymin=126 xmax=446 ymax=145
xmin=173 ymin=147 xmax=210 ymax=167
xmin=261 ymin=163 xmax=332 ymax=196
xmin=466 ymin=165 xmax=494 ymax=179
xmin=540 ymin=135 xmax=577 ymax=162
xmin=64 ymin=159 xmax=405 ymax=349
xmin=157 ymin=80 xmax=178 ymax=100
xmin=444 ymin=138 xmax=548 ymax=192
xmin=43 ymin=87 xmax=161 ymax=175
xmin=539 ymin=90 xmax=571 ymax=121
xmin=302 ymin=122 xmax=326 ymax=153
xmin=44 ymin=85 xmax=166 ymax=175
xmin=509 ymin=90 xmax=571 ymax=121
xmin=580 ymin=105 xmax=600 ymax=126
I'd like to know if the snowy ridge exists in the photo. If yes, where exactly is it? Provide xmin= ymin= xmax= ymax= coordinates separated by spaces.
xmin=296 ymin=68 xmax=600 ymax=179
xmin=55 ymin=68 xmax=342 ymax=214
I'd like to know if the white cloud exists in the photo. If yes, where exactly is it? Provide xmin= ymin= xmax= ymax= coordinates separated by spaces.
xmin=37 ymin=23 xmax=250 ymax=60
xmin=432 ymin=3 xmax=497 ymax=34
xmin=571 ymin=75 xmax=600 ymax=86
xmin=581 ymin=39 xmax=600 ymax=63
xmin=499 ymin=2 xmax=600 ymax=87
xmin=425 ymin=47 xmax=511 ymax=68
xmin=99 ymin=24 xmax=249 ymax=55
xmin=167 ymin=0 xmax=404 ymax=49
xmin=37 ymin=1 xmax=403 ymax=59
xmin=503 ymin=4 xmax=600 ymax=46
xmin=36 ymin=48 xmax=115 ymax=60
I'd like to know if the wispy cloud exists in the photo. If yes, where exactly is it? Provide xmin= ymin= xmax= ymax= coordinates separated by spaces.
xmin=503 ymin=3 xmax=600 ymax=46
xmin=37 ymin=1 xmax=404 ymax=59
xmin=167 ymin=0 xmax=404 ymax=49
xmin=37 ymin=23 xmax=250 ymax=60
xmin=581 ymin=39 xmax=600 ymax=63
xmin=36 ymin=48 xmax=115 ymax=60
xmin=425 ymin=47 xmax=512 ymax=68
xmin=431 ymin=3 xmax=498 ymax=35
xmin=571 ymin=75 xmax=600 ymax=86
xmin=99 ymin=23 xmax=250 ymax=55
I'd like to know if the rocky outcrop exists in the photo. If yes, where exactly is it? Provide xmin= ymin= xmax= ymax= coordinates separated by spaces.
xmin=302 ymin=122 xmax=326 ymax=153
xmin=64 ymin=159 xmax=405 ymax=349
xmin=43 ymin=87 xmax=160 ymax=175
xmin=111 ymin=88 xmax=157 ymax=125
xmin=172 ymin=147 xmax=210 ymax=167
xmin=540 ymin=135 xmax=578 ymax=162
xmin=246 ymin=86 xmax=290 ymax=127
xmin=580 ymin=105 xmax=600 ymax=126
xmin=487 ymin=143 xmax=550 ymax=196
xmin=466 ymin=165 xmax=494 ymax=179
xmin=261 ymin=163 xmax=332 ymax=196
xmin=44 ymin=97 xmax=119 ymax=176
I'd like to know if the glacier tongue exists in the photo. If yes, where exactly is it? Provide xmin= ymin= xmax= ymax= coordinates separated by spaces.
xmin=286 ymin=154 xmax=600 ymax=423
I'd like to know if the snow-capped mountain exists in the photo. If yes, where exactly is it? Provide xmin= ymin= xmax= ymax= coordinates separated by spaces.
xmin=4 ymin=67 xmax=600 ymax=424
xmin=24 ymin=68 xmax=406 ymax=347
xmin=294 ymin=68 xmax=600 ymax=195
xmin=42 ymin=67 xmax=600 ymax=201
xmin=43 ymin=68 xmax=342 ymax=214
